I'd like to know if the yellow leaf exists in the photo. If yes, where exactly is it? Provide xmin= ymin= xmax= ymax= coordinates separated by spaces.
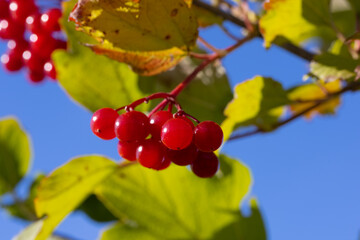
xmin=260 ymin=0 xmax=332 ymax=47
xmin=288 ymin=79 xmax=342 ymax=118
xmin=89 ymin=45 xmax=186 ymax=76
xmin=33 ymin=156 xmax=117 ymax=240
xmin=70 ymin=0 xmax=198 ymax=52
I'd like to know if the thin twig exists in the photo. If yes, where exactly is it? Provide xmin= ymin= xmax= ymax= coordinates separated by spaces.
xmin=192 ymin=0 xmax=315 ymax=61
xmin=228 ymin=81 xmax=360 ymax=140
xmin=149 ymin=35 xmax=255 ymax=116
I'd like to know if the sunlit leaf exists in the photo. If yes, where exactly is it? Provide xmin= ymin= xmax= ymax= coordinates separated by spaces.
xmin=310 ymin=52 xmax=359 ymax=81
xmin=0 ymin=117 xmax=31 ymax=195
xmin=288 ymin=79 xmax=342 ymax=118
xmin=33 ymin=156 xmax=117 ymax=240
xmin=97 ymin=155 xmax=263 ymax=239
xmin=68 ymin=0 xmax=198 ymax=75
xmin=54 ymin=0 xmax=146 ymax=112
xmin=259 ymin=0 xmax=334 ymax=47
xmin=70 ymin=0 xmax=198 ymax=52
xmin=13 ymin=220 xmax=68 ymax=240
xmin=221 ymin=76 xmax=289 ymax=140
xmin=89 ymin=45 xmax=186 ymax=76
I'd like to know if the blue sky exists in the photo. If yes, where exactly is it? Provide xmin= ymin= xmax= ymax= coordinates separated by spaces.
xmin=1 ymin=21 xmax=360 ymax=240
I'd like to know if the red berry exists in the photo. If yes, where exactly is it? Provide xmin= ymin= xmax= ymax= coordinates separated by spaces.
xmin=165 ymin=144 xmax=198 ymax=166
xmin=117 ymin=140 xmax=140 ymax=161
xmin=44 ymin=61 xmax=57 ymax=80
xmin=27 ymin=69 xmax=44 ymax=83
xmin=153 ymin=157 xmax=171 ymax=171
xmin=29 ymin=33 xmax=57 ymax=58
xmin=161 ymin=118 xmax=193 ymax=150
xmin=26 ymin=13 xmax=42 ymax=33
xmin=0 ymin=0 xmax=10 ymax=19
xmin=22 ymin=50 xmax=46 ymax=72
xmin=90 ymin=108 xmax=119 ymax=140
xmin=194 ymin=121 xmax=223 ymax=152
xmin=9 ymin=0 xmax=37 ymax=23
xmin=41 ymin=8 xmax=62 ymax=32
xmin=0 ymin=18 xmax=24 ymax=39
xmin=115 ymin=111 xmax=150 ymax=142
xmin=136 ymin=139 xmax=165 ymax=169
xmin=149 ymin=111 xmax=173 ymax=139
xmin=191 ymin=152 xmax=219 ymax=178
xmin=7 ymin=38 xmax=28 ymax=54
xmin=1 ymin=51 xmax=23 ymax=71
xmin=55 ymin=39 xmax=67 ymax=50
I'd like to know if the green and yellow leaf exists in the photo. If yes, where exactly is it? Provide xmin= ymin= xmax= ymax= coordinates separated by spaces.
xmin=288 ymin=79 xmax=342 ymax=118
xmin=222 ymin=76 xmax=289 ymax=140
xmin=96 ymin=155 xmax=266 ymax=240
xmin=0 ymin=117 xmax=31 ymax=195
xmin=259 ymin=0 xmax=334 ymax=47
xmin=33 ymin=156 xmax=117 ymax=240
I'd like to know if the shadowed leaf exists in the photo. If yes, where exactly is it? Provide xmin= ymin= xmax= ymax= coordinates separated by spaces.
xmin=0 ymin=117 xmax=31 ymax=195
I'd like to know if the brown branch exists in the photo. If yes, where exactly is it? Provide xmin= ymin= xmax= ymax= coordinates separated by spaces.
xmin=192 ymin=0 xmax=315 ymax=61
xmin=228 ymin=81 xmax=360 ymax=141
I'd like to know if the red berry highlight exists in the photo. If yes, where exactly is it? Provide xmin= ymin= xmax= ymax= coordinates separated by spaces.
xmin=115 ymin=111 xmax=150 ymax=142
xmin=191 ymin=151 xmax=219 ymax=178
xmin=41 ymin=8 xmax=62 ymax=32
xmin=91 ymin=108 xmax=119 ymax=140
xmin=149 ymin=110 xmax=173 ymax=139
xmin=1 ymin=51 xmax=23 ymax=72
xmin=194 ymin=121 xmax=223 ymax=152
xmin=161 ymin=118 xmax=193 ymax=150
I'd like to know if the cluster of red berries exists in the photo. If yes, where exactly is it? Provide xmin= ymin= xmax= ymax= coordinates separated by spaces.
xmin=90 ymin=108 xmax=223 ymax=178
xmin=0 ymin=0 xmax=66 ymax=83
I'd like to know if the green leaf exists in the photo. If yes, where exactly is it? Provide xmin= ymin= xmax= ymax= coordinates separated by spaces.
xmin=97 ymin=155 xmax=264 ymax=239
xmin=348 ymin=0 xmax=360 ymax=13
xmin=211 ymin=199 xmax=266 ymax=240
xmin=193 ymin=5 xmax=223 ymax=28
xmin=5 ymin=173 xmax=45 ymax=221
xmin=259 ymin=0 xmax=334 ymax=47
xmin=139 ymin=58 xmax=233 ymax=124
xmin=287 ymin=79 xmax=342 ymax=118
xmin=13 ymin=220 xmax=68 ymax=240
xmin=310 ymin=52 xmax=359 ymax=80
xmin=77 ymin=194 xmax=117 ymax=222
xmin=33 ymin=156 xmax=117 ymax=240
xmin=221 ymin=76 xmax=289 ymax=140
xmin=0 ymin=117 xmax=31 ymax=195
xmin=54 ymin=0 xmax=146 ymax=112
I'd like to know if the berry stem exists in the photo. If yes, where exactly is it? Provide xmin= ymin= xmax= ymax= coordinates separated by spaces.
xmin=175 ymin=110 xmax=201 ymax=124
xmin=115 ymin=92 xmax=180 ymax=112
xmin=149 ymin=34 xmax=255 ymax=116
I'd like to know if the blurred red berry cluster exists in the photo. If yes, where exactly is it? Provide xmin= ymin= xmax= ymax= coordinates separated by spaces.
xmin=0 ymin=0 xmax=67 ymax=83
